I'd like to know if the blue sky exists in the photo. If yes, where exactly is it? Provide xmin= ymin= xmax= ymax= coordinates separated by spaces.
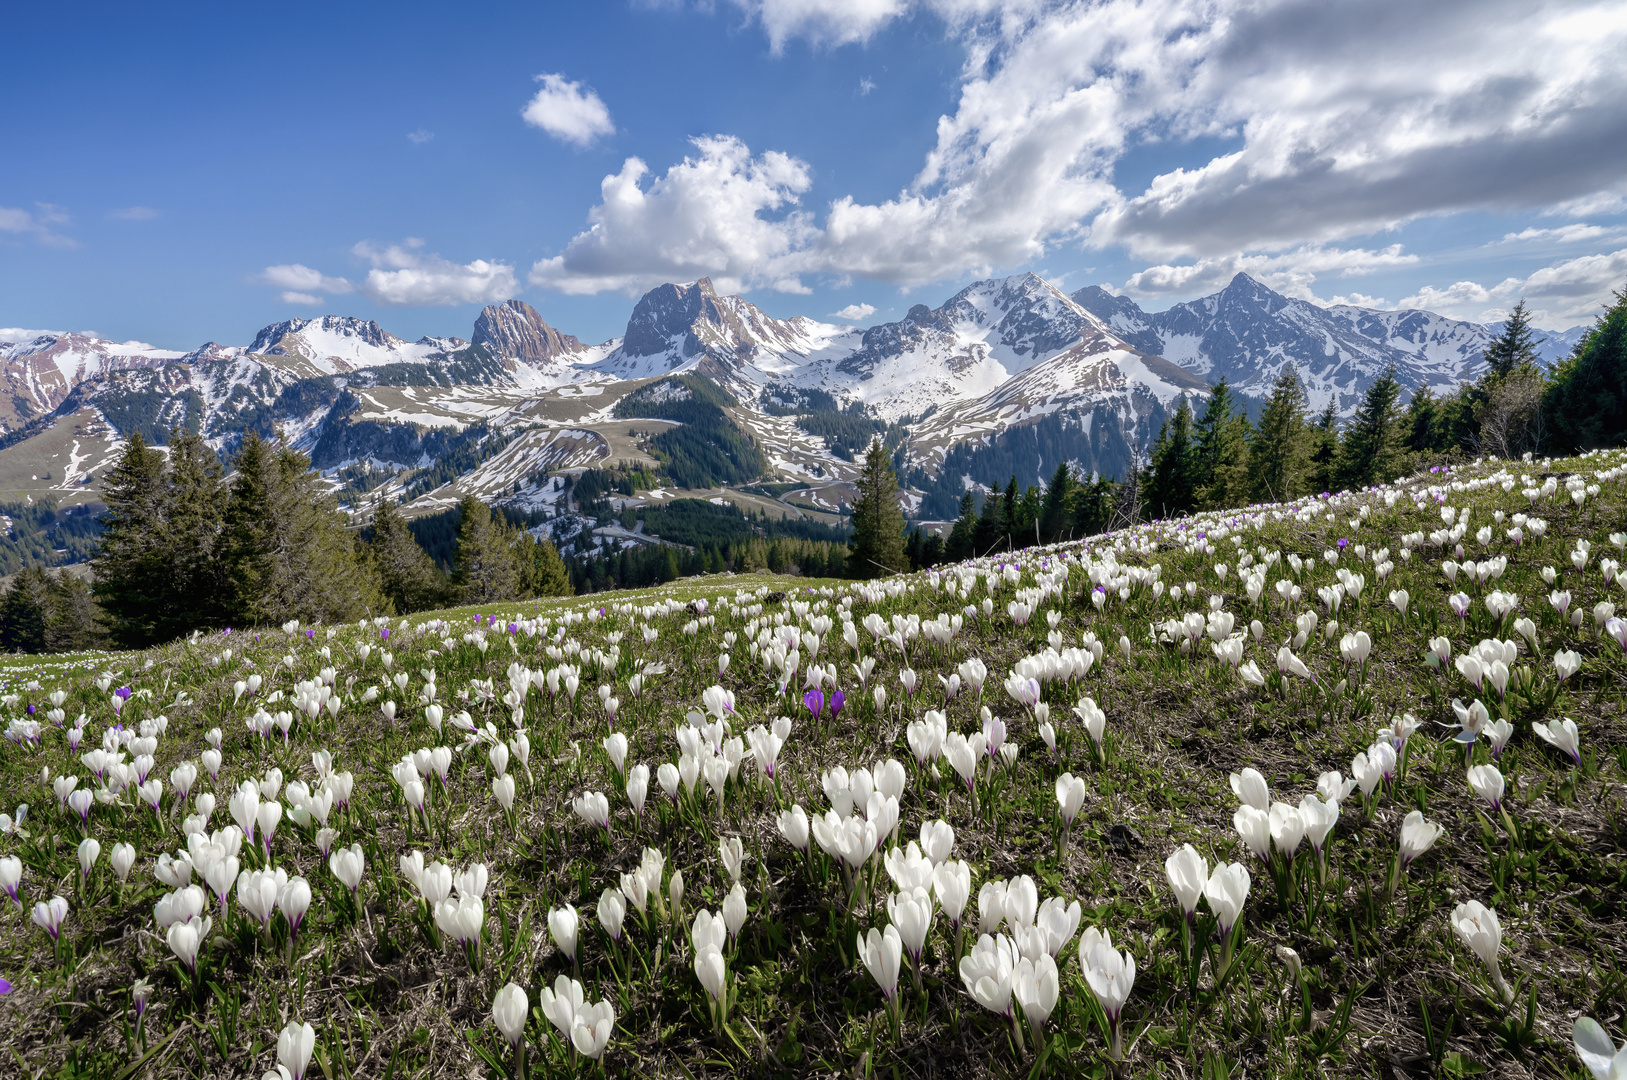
xmin=4 ymin=0 xmax=1626 ymax=350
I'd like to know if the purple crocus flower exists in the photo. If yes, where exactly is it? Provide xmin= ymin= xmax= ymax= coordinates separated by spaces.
xmin=803 ymin=688 xmax=824 ymax=719
xmin=0 ymin=977 xmax=11 ymax=995
xmin=26 ymin=705 xmax=33 ymax=715
xmin=380 ymin=628 xmax=390 ymax=640
xmin=305 ymin=629 xmax=315 ymax=640
xmin=114 ymin=687 xmax=132 ymax=701
xmin=1337 ymin=538 xmax=1349 ymax=550
xmin=829 ymin=690 xmax=845 ymax=719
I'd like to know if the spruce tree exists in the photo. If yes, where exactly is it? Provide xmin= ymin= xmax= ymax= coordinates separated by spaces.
xmin=1248 ymin=365 xmax=1310 ymax=503
xmin=0 ymin=567 xmax=51 ymax=653
xmin=1038 ymin=461 xmax=1073 ymax=543
xmin=847 ymin=438 xmax=906 ymax=577
xmin=1542 ymin=284 xmax=1627 ymax=453
xmin=945 ymin=491 xmax=977 ymax=562
xmin=45 ymin=572 xmax=105 ymax=652
xmin=452 ymin=497 xmax=519 ymax=603
xmin=1143 ymin=398 xmax=1199 ymax=518
xmin=158 ymin=429 xmax=227 ymax=636
xmin=1306 ymin=402 xmax=1340 ymax=494
xmin=529 ymin=534 xmax=574 ymax=597
xmin=368 ymin=496 xmax=448 ymax=613
xmin=1192 ymin=378 xmax=1251 ymax=509
xmin=1483 ymin=300 xmax=1541 ymax=379
xmin=1335 ymin=367 xmax=1404 ymax=490
xmin=92 ymin=432 xmax=169 ymax=646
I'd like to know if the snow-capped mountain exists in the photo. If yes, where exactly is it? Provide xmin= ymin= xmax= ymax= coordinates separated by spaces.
xmin=589 ymin=278 xmax=857 ymax=386
xmin=1070 ymin=274 xmax=1587 ymax=416
xmin=818 ymin=273 xmax=1181 ymax=421
xmin=0 ymin=330 xmax=184 ymax=430
xmin=244 ymin=315 xmax=467 ymax=374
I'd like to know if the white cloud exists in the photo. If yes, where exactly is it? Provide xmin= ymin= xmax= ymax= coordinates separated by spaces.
xmin=859 ymin=77 xmax=876 ymax=95
xmin=262 ymin=263 xmax=353 ymax=296
xmin=529 ymin=136 xmax=816 ymax=295
xmin=728 ymin=0 xmax=911 ymax=51
xmin=1325 ymin=292 xmax=1386 ymax=308
xmin=521 ymin=74 xmax=615 ymax=147
xmin=408 ymin=128 xmax=434 ymax=145
xmin=831 ymin=302 xmax=877 ymax=319
xmin=108 ymin=206 xmax=158 ymax=221
xmin=280 ymin=291 xmax=324 ymax=305
xmin=1499 ymin=224 xmax=1620 ymax=245
xmin=574 ymin=0 xmax=1627 ymax=299
xmin=355 ymin=239 xmax=520 ymax=306
xmin=1398 ymin=247 xmax=1627 ymax=328
xmin=1121 ymin=245 xmax=1417 ymax=300
xmin=0 ymin=203 xmax=75 ymax=248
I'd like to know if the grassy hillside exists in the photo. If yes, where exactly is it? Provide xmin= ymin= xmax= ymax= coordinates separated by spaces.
xmin=1 ymin=455 xmax=1625 ymax=1079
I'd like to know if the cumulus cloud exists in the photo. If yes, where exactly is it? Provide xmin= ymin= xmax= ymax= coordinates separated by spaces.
xmin=831 ymin=302 xmax=877 ymax=320
xmin=280 ymin=291 xmax=324 ymax=305
xmin=537 ymin=0 xmax=1627 ymax=298
xmin=0 ymin=203 xmax=75 ymax=248
xmin=522 ymin=74 xmax=615 ymax=146
xmin=1398 ymin=247 xmax=1627 ymax=328
xmin=108 ymin=206 xmax=158 ymax=221
xmin=355 ymin=239 xmax=520 ymax=306
xmin=528 ymin=136 xmax=816 ymax=295
xmin=407 ymin=128 xmax=434 ymax=145
xmin=728 ymin=0 xmax=911 ymax=51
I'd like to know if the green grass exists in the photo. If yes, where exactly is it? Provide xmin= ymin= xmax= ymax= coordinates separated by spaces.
xmin=1 ymin=455 xmax=1625 ymax=1079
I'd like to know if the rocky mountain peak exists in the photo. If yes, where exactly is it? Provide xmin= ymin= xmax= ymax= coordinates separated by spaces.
xmin=248 ymin=315 xmax=400 ymax=356
xmin=472 ymin=300 xmax=582 ymax=364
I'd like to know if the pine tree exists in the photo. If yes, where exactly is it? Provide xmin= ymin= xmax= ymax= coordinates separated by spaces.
xmin=1542 ymin=284 xmax=1627 ymax=454
xmin=1143 ymin=399 xmax=1199 ymax=518
xmin=847 ymin=438 xmax=906 ymax=577
xmin=945 ymin=491 xmax=977 ymax=562
xmin=1483 ymin=300 xmax=1541 ymax=379
xmin=1038 ymin=461 xmax=1073 ymax=543
xmin=220 ymin=434 xmax=383 ymax=625
xmin=528 ymin=533 xmax=573 ymax=598
xmin=92 ymin=432 xmax=170 ymax=646
xmin=452 ymin=497 xmax=520 ymax=603
xmin=1306 ymin=402 xmax=1340 ymax=494
xmin=0 ymin=567 xmax=51 ymax=653
xmin=1335 ymin=367 xmax=1404 ymax=490
xmin=1192 ymin=378 xmax=1251 ymax=509
xmin=45 ymin=572 xmax=104 ymax=652
xmin=158 ymin=429 xmax=227 ymax=635
xmin=1001 ymin=476 xmax=1021 ymax=550
xmin=368 ymin=496 xmax=448 ymax=613
xmin=1248 ymin=365 xmax=1310 ymax=503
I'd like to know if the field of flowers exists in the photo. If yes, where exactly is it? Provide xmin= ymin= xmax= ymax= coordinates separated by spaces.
xmin=3 ymin=452 xmax=1626 ymax=1080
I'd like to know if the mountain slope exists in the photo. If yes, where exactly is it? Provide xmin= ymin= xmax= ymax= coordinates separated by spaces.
xmin=1070 ymin=274 xmax=1586 ymax=416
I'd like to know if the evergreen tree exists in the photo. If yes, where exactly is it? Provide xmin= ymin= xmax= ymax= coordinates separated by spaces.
xmin=1483 ymin=300 xmax=1541 ymax=379
xmin=1335 ymin=367 xmax=1404 ymax=490
xmin=1142 ymin=399 xmax=1199 ymax=518
xmin=452 ymin=496 xmax=520 ymax=603
xmin=368 ymin=496 xmax=448 ymax=613
xmin=1001 ymin=476 xmax=1021 ymax=550
xmin=1542 ymin=284 xmax=1627 ymax=453
xmin=220 ymin=434 xmax=383 ymax=625
xmin=92 ymin=433 xmax=170 ymax=646
xmin=973 ymin=489 xmax=1005 ymax=556
xmin=1248 ymin=365 xmax=1310 ymax=503
xmin=45 ymin=573 xmax=104 ymax=652
xmin=1192 ymin=378 xmax=1251 ymax=509
xmin=158 ymin=429 xmax=228 ymax=635
xmin=945 ymin=491 xmax=977 ymax=562
xmin=1306 ymin=402 xmax=1340 ymax=494
xmin=527 ymin=533 xmax=573 ymax=597
xmin=1069 ymin=475 xmax=1117 ymax=537
xmin=847 ymin=438 xmax=907 ymax=577
xmin=0 ymin=568 xmax=51 ymax=653
xmin=1038 ymin=461 xmax=1073 ymax=543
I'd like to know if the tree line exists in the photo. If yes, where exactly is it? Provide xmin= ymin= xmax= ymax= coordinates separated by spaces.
xmin=0 ymin=430 xmax=571 ymax=653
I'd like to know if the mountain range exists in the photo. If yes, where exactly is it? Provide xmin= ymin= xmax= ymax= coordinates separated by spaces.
xmin=0 ymin=273 xmax=1588 ymax=541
